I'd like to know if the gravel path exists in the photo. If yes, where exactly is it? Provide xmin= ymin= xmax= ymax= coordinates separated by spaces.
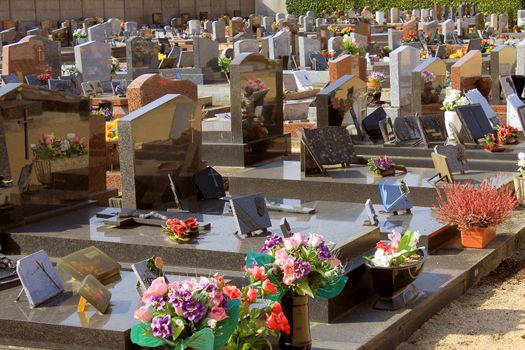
xmin=397 ymin=248 xmax=525 ymax=350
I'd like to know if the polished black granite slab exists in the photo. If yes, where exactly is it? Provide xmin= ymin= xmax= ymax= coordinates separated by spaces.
xmin=228 ymin=161 xmax=513 ymax=207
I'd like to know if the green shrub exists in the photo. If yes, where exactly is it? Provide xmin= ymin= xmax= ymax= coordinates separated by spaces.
xmin=286 ymin=0 xmax=523 ymax=23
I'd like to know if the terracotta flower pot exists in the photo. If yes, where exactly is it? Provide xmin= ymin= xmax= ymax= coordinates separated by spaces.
xmin=367 ymin=81 xmax=381 ymax=89
xmin=365 ymin=248 xmax=427 ymax=310
xmin=279 ymin=293 xmax=312 ymax=350
xmin=460 ymin=226 xmax=496 ymax=249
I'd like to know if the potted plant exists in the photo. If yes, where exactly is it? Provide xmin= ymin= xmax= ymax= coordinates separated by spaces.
xmin=515 ymin=152 xmax=525 ymax=206
xmin=364 ymin=231 xmax=426 ymax=310
xmin=367 ymin=71 xmax=385 ymax=105
xmin=496 ymin=124 xmax=518 ymax=144
xmin=131 ymin=275 xmax=240 ymax=349
xmin=0 ymin=176 xmax=13 ymax=206
xmin=248 ymin=233 xmax=348 ymax=350
xmin=483 ymin=133 xmax=506 ymax=152
xmin=368 ymin=155 xmax=396 ymax=177
xmin=342 ymin=34 xmax=365 ymax=56
xmin=435 ymin=179 xmax=518 ymax=248
xmin=31 ymin=132 xmax=88 ymax=187
xmin=441 ymin=90 xmax=470 ymax=142
xmin=218 ymin=55 xmax=233 ymax=83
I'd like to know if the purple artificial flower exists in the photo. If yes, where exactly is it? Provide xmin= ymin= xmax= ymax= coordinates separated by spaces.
xmin=168 ymin=289 xmax=192 ymax=308
xmin=317 ymin=243 xmax=332 ymax=260
xmin=151 ymin=315 xmax=173 ymax=338
xmin=182 ymin=299 xmax=207 ymax=323
xmin=373 ymin=156 xmax=396 ymax=171
xmin=148 ymin=295 xmax=167 ymax=311
xmin=293 ymin=259 xmax=311 ymax=279
xmin=260 ymin=235 xmax=284 ymax=252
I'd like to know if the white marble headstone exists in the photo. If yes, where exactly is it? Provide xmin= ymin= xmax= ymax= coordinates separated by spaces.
xmin=389 ymin=45 xmax=420 ymax=107
xmin=298 ymin=36 xmax=320 ymax=68
xmin=507 ymin=93 xmax=525 ymax=131
xmin=269 ymin=30 xmax=291 ymax=59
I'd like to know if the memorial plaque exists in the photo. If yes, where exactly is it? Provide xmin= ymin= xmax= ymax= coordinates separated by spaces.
xmin=17 ymin=250 xmax=63 ymax=307
xmin=302 ymin=127 xmax=355 ymax=166
xmin=192 ymin=167 xmax=226 ymax=200
xmin=362 ymin=108 xmax=387 ymax=141
xmin=48 ymin=79 xmax=76 ymax=95
xmin=57 ymin=246 xmax=121 ymax=282
xmin=378 ymin=180 xmax=413 ymax=214
xmin=78 ymin=274 xmax=112 ymax=314
xmin=132 ymin=259 xmax=167 ymax=290
xmin=434 ymin=144 xmax=468 ymax=173
xmin=500 ymin=75 xmax=517 ymax=99
xmin=431 ymin=152 xmax=454 ymax=183
xmin=455 ymin=103 xmax=495 ymax=141
xmin=465 ymin=89 xmax=500 ymax=126
xmin=230 ymin=193 xmax=271 ymax=236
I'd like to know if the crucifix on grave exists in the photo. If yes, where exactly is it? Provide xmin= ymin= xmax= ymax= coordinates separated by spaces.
xmin=16 ymin=109 xmax=33 ymax=161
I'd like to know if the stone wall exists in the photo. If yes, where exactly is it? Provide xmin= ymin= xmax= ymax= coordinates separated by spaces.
xmin=0 ymin=0 xmax=256 ymax=29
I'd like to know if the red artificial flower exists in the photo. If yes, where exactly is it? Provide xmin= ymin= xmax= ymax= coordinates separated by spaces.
xmin=166 ymin=219 xmax=188 ymax=237
xmin=272 ymin=302 xmax=282 ymax=313
xmin=223 ymin=285 xmax=242 ymax=299
xmin=266 ymin=311 xmax=290 ymax=334
xmin=247 ymin=265 xmax=267 ymax=281
xmin=245 ymin=287 xmax=258 ymax=303
xmin=262 ymin=279 xmax=278 ymax=296
xmin=184 ymin=217 xmax=199 ymax=230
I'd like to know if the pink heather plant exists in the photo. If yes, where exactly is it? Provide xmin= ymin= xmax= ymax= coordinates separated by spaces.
xmin=434 ymin=179 xmax=518 ymax=230
xmin=367 ymin=71 xmax=386 ymax=83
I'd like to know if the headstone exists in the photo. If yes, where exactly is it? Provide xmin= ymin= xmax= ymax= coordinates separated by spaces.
xmin=127 ymin=74 xmax=197 ymax=112
xmin=490 ymin=45 xmax=517 ymax=102
xmin=107 ymin=18 xmax=122 ymax=35
xmin=74 ymin=41 xmax=111 ymax=82
xmin=302 ymin=127 xmax=356 ymax=167
xmin=119 ymin=94 xmax=203 ymax=209
xmin=376 ymin=11 xmax=385 ymax=24
xmin=192 ymin=166 xmax=225 ymax=199
xmin=498 ymin=14 xmax=508 ymax=34
xmin=328 ymin=36 xmax=343 ymax=53
xmin=517 ymin=40 xmax=525 ymax=76
xmin=230 ymin=193 xmax=271 ymax=236
xmin=17 ymin=250 xmax=63 ymax=307
xmin=212 ymin=21 xmax=226 ymax=43
xmin=0 ymin=28 xmax=17 ymax=45
xmin=234 ymin=39 xmax=259 ymax=56
xmin=309 ymin=52 xmax=328 ymax=71
xmin=2 ymin=35 xmax=60 ymax=77
xmin=518 ymin=10 xmax=525 ymax=26
xmin=193 ymin=37 xmax=219 ymax=72
xmin=507 ymin=93 xmax=525 ymax=131
xmin=88 ymin=23 xmax=109 ymax=43
xmin=269 ymin=30 xmax=291 ymax=59
xmin=455 ymin=103 xmax=495 ymax=140
xmin=124 ymin=21 xmax=138 ymax=33
xmin=389 ymin=45 xmax=420 ymax=108
xmin=126 ymin=36 xmax=159 ymax=79
xmin=298 ymin=37 xmax=320 ymax=68
xmin=304 ymin=16 xmax=315 ymax=32
xmin=391 ymin=8 xmax=400 ymax=23
xmin=388 ymin=29 xmax=403 ymax=50
xmin=262 ymin=17 xmax=273 ymax=33
xmin=188 ymin=20 xmax=201 ymax=35
xmin=328 ymin=54 xmax=366 ymax=83
xmin=451 ymin=50 xmax=482 ymax=90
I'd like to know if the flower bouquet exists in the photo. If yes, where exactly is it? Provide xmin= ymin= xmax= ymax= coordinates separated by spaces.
xmin=401 ymin=31 xmax=418 ymax=43
xmin=247 ymin=233 xmax=347 ymax=349
xmin=241 ymin=78 xmax=269 ymax=114
xmin=106 ymin=119 xmax=119 ymax=142
xmin=340 ymin=26 xmax=354 ymax=35
xmin=441 ymin=90 xmax=469 ymax=111
xmin=363 ymin=231 xmax=427 ymax=310
xmin=368 ymin=155 xmax=396 ymax=177
xmin=342 ymin=34 xmax=364 ymax=56
xmin=320 ymin=49 xmax=334 ymax=61
xmin=162 ymin=218 xmax=208 ymax=243
xmin=131 ymin=276 xmax=240 ymax=350
xmin=38 ymin=70 xmax=52 ymax=84
xmin=483 ymin=133 xmax=506 ymax=152
xmin=496 ymin=124 xmax=518 ymax=144
xmin=110 ymin=56 xmax=120 ymax=74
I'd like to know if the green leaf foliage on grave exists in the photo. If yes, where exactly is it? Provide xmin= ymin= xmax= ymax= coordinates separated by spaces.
xmin=130 ymin=323 xmax=167 ymax=348
xmin=213 ymin=298 xmax=241 ymax=350
xmin=285 ymin=0 xmax=522 ymax=23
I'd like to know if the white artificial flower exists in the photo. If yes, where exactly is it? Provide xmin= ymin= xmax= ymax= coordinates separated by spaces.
xmin=60 ymin=139 xmax=70 ymax=152
xmin=175 ymin=319 xmax=184 ymax=327
xmin=207 ymin=319 xmax=217 ymax=329
xmin=371 ymin=249 xmax=391 ymax=267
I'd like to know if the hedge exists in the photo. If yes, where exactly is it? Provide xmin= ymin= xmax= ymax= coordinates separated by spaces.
xmin=286 ymin=0 xmax=525 ymax=23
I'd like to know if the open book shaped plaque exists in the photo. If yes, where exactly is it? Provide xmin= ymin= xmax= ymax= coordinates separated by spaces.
xmin=57 ymin=246 xmax=121 ymax=283
xmin=455 ymin=103 xmax=494 ymax=143
xmin=230 ymin=193 xmax=272 ymax=236
xmin=77 ymin=274 xmax=112 ymax=314
xmin=434 ymin=144 xmax=468 ymax=174
xmin=301 ymin=126 xmax=356 ymax=176
xmin=429 ymin=152 xmax=454 ymax=184
xmin=17 ymin=250 xmax=64 ymax=307
xmin=378 ymin=179 xmax=413 ymax=215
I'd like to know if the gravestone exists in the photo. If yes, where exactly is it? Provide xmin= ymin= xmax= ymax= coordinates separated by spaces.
xmin=304 ymin=16 xmax=315 ymax=32
xmin=309 ymin=52 xmax=328 ymax=71
xmin=490 ymin=45 xmax=517 ymax=103
xmin=328 ymin=36 xmax=343 ymax=54
xmin=74 ymin=41 xmax=111 ymax=82
xmin=119 ymin=94 xmax=203 ymax=209
xmin=126 ymin=36 xmax=159 ymax=80
xmin=451 ymin=50 xmax=482 ymax=90
xmin=442 ymin=19 xmax=455 ymax=41
xmin=517 ymin=40 xmax=525 ymax=76
xmin=193 ymin=37 xmax=219 ymax=72
xmin=262 ymin=17 xmax=273 ymax=33
xmin=387 ymin=29 xmax=403 ymax=50
xmin=168 ymin=46 xmax=181 ymax=60
xmin=124 ymin=21 xmax=138 ymax=33
xmin=328 ymin=54 xmax=366 ymax=83
xmin=465 ymin=88 xmax=500 ymax=127
xmin=316 ymin=74 xmax=367 ymax=129
xmin=107 ymin=18 xmax=122 ymax=35
xmin=498 ymin=14 xmax=508 ymax=34
xmin=390 ymin=45 xmax=420 ymax=108
xmin=507 ymin=93 xmax=525 ymax=131
xmin=298 ymin=36 xmax=320 ymax=69
xmin=269 ymin=30 xmax=291 ymax=59
xmin=391 ymin=8 xmax=400 ymax=23
xmin=88 ymin=23 xmax=109 ymax=43
xmin=234 ymin=39 xmax=259 ymax=56
xmin=127 ymin=74 xmax=197 ymax=112
xmin=393 ymin=116 xmax=422 ymax=144
xmin=51 ymin=28 xmax=68 ymax=47
xmin=25 ymin=75 xmax=46 ymax=87
xmin=1 ymin=74 xmax=19 ymax=84
xmin=230 ymin=193 xmax=271 ymax=236
xmin=188 ymin=20 xmax=201 ymax=35
xmin=2 ymin=36 xmax=60 ymax=78
xmin=411 ymin=57 xmax=446 ymax=114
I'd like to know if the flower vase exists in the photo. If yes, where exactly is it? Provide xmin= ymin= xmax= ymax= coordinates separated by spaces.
xmin=514 ymin=176 xmax=525 ymax=206
xmin=279 ymin=293 xmax=312 ymax=350
xmin=444 ymin=110 xmax=460 ymax=143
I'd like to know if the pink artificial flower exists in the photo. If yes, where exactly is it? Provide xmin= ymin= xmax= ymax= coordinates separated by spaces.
xmin=245 ymin=287 xmax=258 ymax=303
xmin=282 ymin=259 xmax=296 ymax=285
xmin=308 ymin=233 xmax=324 ymax=248
xmin=145 ymin=277 xmax=168 ymax=297
xmin=134 ymin=306 xmax=153 ymax=321
xmin=247 ymin=265 xmax=267 ymax=281
xmin=208 ymin=306 xmax=228 ymax=321
xmin=284 ymin=232 xmax=305 ymax=250
xmin=388 ymin=231 xmax=402 ymax=250
xmin=329 ymin=257 xmax=342 ymax=268
xmin=274 ymin=248 xmax=289 ymax=265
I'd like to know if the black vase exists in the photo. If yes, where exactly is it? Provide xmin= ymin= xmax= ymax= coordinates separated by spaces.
xmin=278 ymin=293 xmax=312 ymax=350
xmin=365 ymin=248 xmax=427 ymax=311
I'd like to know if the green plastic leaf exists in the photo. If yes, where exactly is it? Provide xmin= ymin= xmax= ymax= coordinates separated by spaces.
xmin=296 ymin=278 xmax=314 ymax=298
xmin=183 ymin=328 xmax=215 ymax=350
xmin=213 ymin=298 xmax=241 ymax=350
xmin=246 ymin=250 xmax=275 ymax=269
xmin=171 ymin=323 xmax=185 ymax=342
xmin=130 ymin=323 xmax=166 ymax=348
xmin=315 ymin=276 xmax=348 ymax=299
